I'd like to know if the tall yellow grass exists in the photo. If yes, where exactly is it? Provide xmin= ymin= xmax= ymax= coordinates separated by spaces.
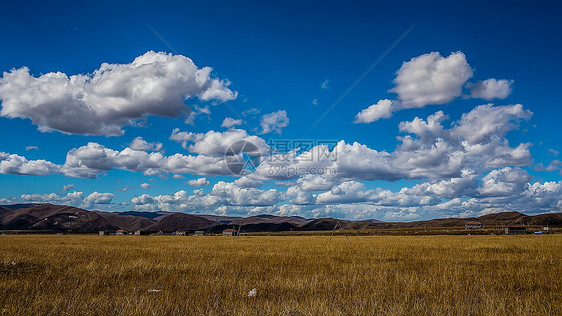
xmin=0 ymin=234 xmax=560 ymax=315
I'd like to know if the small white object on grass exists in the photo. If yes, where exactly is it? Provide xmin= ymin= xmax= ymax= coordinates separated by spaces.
xmin=148 ymin=289 xmax=163 ymax=293
xmin=248 ymin=288 xmax=257 ymax=298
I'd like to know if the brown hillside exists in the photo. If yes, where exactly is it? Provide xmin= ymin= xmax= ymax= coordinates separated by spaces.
xmin=145 ymin=213 xmax=215 ymax=232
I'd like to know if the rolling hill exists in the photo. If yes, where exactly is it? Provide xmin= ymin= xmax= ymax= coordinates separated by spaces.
xmin=1 ymin=204 xmax=560 ymax=234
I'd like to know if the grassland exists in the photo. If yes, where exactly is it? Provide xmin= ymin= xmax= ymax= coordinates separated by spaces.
xmin=0 ymin=234 xmax=560 ymax=315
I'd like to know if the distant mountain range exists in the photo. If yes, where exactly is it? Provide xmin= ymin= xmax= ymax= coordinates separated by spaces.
xmin=1 ymin=203 xmax=561 ymax=233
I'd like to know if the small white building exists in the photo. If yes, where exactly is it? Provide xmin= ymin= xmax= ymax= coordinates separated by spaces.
xmin=175 ymin=231 xmax=186 ymax=236
xmin=223 ymin=229 xmax=236 ymax=236
xmin=465 ymin=222 xmax=483 ymax=230
xmin=99 ymin=231 xmax=106 ymax=236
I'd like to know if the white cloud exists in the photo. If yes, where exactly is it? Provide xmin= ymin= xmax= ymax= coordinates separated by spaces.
xmin=405 ymin=169 xmax=478 ymax=199
xmin=0 ymin=51 xmax=237 ymax=136
xmin=469 ymin=79 xmax=513 ymax=100
xmin=221 ymin=117 xmax=242 ymax=129
xmin=19 ymin=191 xmax=114 ymax=209
xmin=450 ymin=103 xmax=531 ymax=143
xmin=477 ymin=167 xmax=530 ymax=197
xmin=518 ymin=181 xmax=562 ymax=212
xmin=312 ymin=99 xmax=318 ymax=105
xmin=242 ymin=108 xmax=260 ymax=117
xmin=259 ymin=110 xmax=289 ymax=134
xmin=131 ymin=181 xmax=282 ymax=212
xmin=391 ymin=51 xmax=473 ymax=108
xmin=355 ymin=51 xmax=474 ymax=122
xmin=82 ymin=192 xmax=115 ymax=206
xmin=316 ymin=181 xmax=371 ymax=204
xmin=25 ymin=146 xmax=38 ymax=151
xmin=140 ymin=183 xmax=151 ymax=189
xmin=184 ymin=105 xmax=211 ymax=125
xmin=129 ymin=136 xmax=163 ymax=151
xmin=535 ymin=160 xmax=562 ymax=173
xmin=62 ymin=184 xmax=75 ymax=192
xmin=354 ymin=99 xmax=395 ymax=123
xmin=254 ymin=104 xmax=532 ymax=182
xmin=234 ymin=177 xmax=263 ymax=188
xmin=170 ymin=128 xmax=269 ymax=156
xmin=212 ymin=181 xmax=281 ymax=206
xmin=172 ymin=174 xmax=185 ymax=179
xmin=321 ymin=79 xmax=330 ymax=90
xmin=0 ymin=197 xmax=13 ymax=204
xmin=188 ymin=177 xmax=209 ymax=187
xmin=0 ymin=152 xmax=60 ymax=176
xmin=21 ymin=192 xmax=83 ymax=205
xmin=286 ymin=185 xmax=315 ymax=205
xmin=297 ymin=174 xmax=335 ymax=192
xmin=60 ymin=142 xmax=231 ymax=178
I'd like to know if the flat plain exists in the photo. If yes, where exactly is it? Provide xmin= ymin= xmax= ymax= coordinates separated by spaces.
xmin=0 ymin=234 xmax=560 ymax=315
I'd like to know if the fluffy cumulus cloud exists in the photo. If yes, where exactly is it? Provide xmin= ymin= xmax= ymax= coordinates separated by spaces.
xmin=0 ymin=152 xmax=60 ymax=176
xmin=297 ymin=174 xmax=335 ymax=192
xmin=260 ymin=110 xmax=289 ymax=134
xmin=60 ymin=142 xmax=231 ymax=178
xmin=0 ymin=51 xmax=236 ymax=136
xmin=253 ymin=104 xmax=532 ymax=183
xmin=62 ymin=184 xmax=75 ymax=191
xmin=234 ymin=177 xmax=263 ymax=188
xmin=355 ymin=51 xmax=476 ymax=122
xmin=187 ymin=177 xmax=210 ymax=187
xmin=131 ymin=181 xmax=282 ymax=212
xmin=391 ymin=51 xmax=473 ymax=107
xmin=19 ymin=191 xmax=114 ymax=209
xmin=82 ymin=191 xmax=114 ymax=206
xmin=354 ymin=99 xmax=396 ymax=123
xmin=469 ymin=79 xmax=513 ymax=100
xmin=477 ymin=167 xmax=530 ymax=197
xmin=221 ymin=117 xmax=242 ymax=128
xmin=129 ymin=137 xmax=163 ymax=152
xmin=170 ymin=128 xmax=269 ymax=156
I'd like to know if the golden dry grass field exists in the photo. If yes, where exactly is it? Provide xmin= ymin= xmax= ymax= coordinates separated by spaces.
xmin=0 ymin=234 xmax=560 ymax=315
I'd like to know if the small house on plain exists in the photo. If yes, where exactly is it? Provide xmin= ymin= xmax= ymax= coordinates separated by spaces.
xmin=223 ymin=229 xmax=237 ymax=236
xmin=99 ymin=231 xmax=106 ymax=236
xmin=505 ymin=225 xmax=526 ymax=235
xmin=193 ymin=230 xmax=205 ymax=236
xmin=134 ymin=230 xmax=141 ymax=236
xmin=116 ymin=230 xmax=127 ymax=236
xmin=175 ymin=231 xmax=186 ymax=236
xmin=465 ymin=222 xmax=483 ymax=230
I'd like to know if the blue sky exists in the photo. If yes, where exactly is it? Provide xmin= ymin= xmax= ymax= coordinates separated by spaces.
xmin=0 ymin=0 xmax=561 ymax=220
